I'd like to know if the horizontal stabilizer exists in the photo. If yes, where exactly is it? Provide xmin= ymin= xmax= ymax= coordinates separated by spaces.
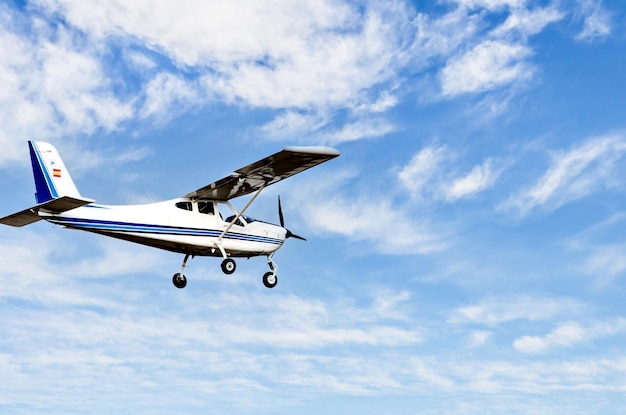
xmin=0 ymin=196 xmax=94 ymax=227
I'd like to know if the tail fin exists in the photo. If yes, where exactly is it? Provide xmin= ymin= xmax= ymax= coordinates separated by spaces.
xmin=0 ymin=141 xmax=93 ymax=227
xmin=29 ymin=141 xmax=82 ymax=203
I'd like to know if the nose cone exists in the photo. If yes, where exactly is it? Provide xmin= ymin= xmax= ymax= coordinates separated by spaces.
xmin=263 ymin=223 xmax=288 ymax=242
xmin=277 ymin=226 xmax=289 ymax=241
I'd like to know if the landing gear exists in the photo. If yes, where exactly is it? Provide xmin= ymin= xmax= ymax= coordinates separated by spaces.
xmin=262 ymin=254 xmax=278 ymax=289
xmin=172 ymin=273 xmax=187 ymax=289
xmin=170 ymin=253 xmax=283 ymax=289
xmin=262 ymin=272 xmax=278 ymax=288
xmin=172 ymin=253 xmax=192 ymax=289
xmin=221 ymin=258 xmax=236 ymax=275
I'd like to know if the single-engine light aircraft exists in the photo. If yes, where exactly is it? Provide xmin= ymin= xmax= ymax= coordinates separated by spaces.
xmin=0 ymin=141 xmax=339 ymax=289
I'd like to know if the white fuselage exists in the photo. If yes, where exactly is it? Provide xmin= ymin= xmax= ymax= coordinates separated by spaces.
xmin=39 ymin=198 xmax=287 ymax=257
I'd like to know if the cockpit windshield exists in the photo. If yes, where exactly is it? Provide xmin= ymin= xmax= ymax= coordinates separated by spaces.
xmin=224 ymin=215 xmax=256 ymax=226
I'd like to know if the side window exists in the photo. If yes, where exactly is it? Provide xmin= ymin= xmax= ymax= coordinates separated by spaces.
xmin=225 ymin=215 xmax=245 ymax=226
xmin=175 ymin=201 xmax=192 ymax=211
xmin=198 ymin=201 xmax=214 ymax=215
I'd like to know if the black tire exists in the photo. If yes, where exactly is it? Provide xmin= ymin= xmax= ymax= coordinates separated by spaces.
xmin=262 ymin=272 xmax=278 ymax=288
xmin=221 ymin=258 xmax=236 ymax=275
xmin=172 ymin=273 xmax=187 ymax=289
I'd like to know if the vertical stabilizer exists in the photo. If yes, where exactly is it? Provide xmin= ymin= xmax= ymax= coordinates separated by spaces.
xmin=29 ymin=141 xmax=82 ymax=203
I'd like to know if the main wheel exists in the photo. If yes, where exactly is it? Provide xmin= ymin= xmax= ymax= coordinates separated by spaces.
xmin=221 ymin=258 xmax=236 ymax=275
xmin=172 ymin=273 xmax=187 ymax=289
xmin=262 ymin=272 xmax=278 ymax=289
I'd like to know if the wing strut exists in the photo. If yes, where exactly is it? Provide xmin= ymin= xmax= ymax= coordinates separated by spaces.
xmin=215 ymin=181 xmax=268 ymax=258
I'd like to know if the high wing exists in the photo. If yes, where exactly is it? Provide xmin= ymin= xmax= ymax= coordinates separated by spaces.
xmin=183 ymin=146 xmax=340 ymax=201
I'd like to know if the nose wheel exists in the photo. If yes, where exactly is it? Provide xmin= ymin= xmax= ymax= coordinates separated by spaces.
xmin=262 ymin=272 xmax=278 ymax=288
xmin=262 ymin=254 xmax=278 ymax=288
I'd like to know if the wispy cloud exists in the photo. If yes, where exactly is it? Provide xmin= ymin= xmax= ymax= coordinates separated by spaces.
xmin=140 ymin=72 xmax=200 ymax=122
xmin=398 ymin=145 xmax=501 ymax=202
xmin=437 ymin=2 xmax=562 ymax=98
xmin=440 ymin=40 xmax=533 ymax=97
xmin=566 ymin=214 xmax=626 ymax=286
xmin=301 ymin=192 xmax=448 ymax=255
xmin=514 ymin=319 xmax=626 ymax=354
xmin=500 ymin=133 xmax=626 ymax=217
xmin=582 ymin=244 xmax=626 ymax=283
xmin=398 ymin=145 xmax=451 ymax=199
xmin=258 ymin=110 xmax=330 ymax=141
xmin=291 ymin=169 xmax=450 ymax=255
xmin=491 ymin=5 xmax=564 ymax=38
xmin=442 ymin=159 xmax=502 ymax=201
xmin=575 ymin=0 xmax=612 ymax=42
xmin=320 ymin=118 xmax=397 ymax=145
xmin=449 ymin=296 xmax=584 ymax=326
xmin=453 ymin=0 xmax=526 ymax=10
xmin=467 ymin=330 xmax=493 ymax=348
xmin=260 ymin=111 xmax=397 ymax=145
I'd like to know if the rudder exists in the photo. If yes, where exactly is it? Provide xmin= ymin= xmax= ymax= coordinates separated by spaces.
xmin=29 ymin=141 xmax=82 ymax=203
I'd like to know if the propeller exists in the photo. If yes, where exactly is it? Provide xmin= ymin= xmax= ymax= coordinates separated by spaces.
xmin=278 ymin=196 xmax=306 ymax=241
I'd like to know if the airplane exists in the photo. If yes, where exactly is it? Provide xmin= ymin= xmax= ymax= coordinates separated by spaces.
xmin=0 ymin=141 xmax=339 ymax=289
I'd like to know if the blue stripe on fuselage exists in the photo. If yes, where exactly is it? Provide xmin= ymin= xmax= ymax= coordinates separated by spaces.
xmin=47 ymin=217 xmax=283 ymax=245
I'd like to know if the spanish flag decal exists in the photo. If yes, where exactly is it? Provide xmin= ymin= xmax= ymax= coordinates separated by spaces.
xmin=53 ymin=169 xmax=61 ymax=178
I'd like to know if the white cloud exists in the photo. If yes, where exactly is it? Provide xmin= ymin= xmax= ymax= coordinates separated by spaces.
xmin=398 ymin=146 xmax=501 ymax=202
xmin=409 ymin=6 xmax=482 ymax=70
xmin=0 ymin=230 xmax=430 ymax=408
xmin=21 ymin=0 xmax=422 ymax=145
xmin=452 ymin=0 xmax=527 ymax=10
xmin=398 ymin=145 xmax=451 ymax=199
xmin=258 ymin=111 xmax=330 ymax=141
xmin=125 ymin=51 xmax=157 ymax=71
xmin=492 ymin=6 xmax=564 ymax=37
xmin=514 ymin=319 xmax=626 ymax=354
xmin=566 ymin=215 xmax=626 ymax=287
xmin=140 ymin=72 xmax=200 ymax=121
xmin=442 ymin=159 xmax=501 ymax=201
xmin=0 ymin=0 xmax=579 ymax=150
xmin=370 ymin=290 xmax=413 ymax=321
xmin=321 ymin=118 xmax=397 ymax=145
xmin=449 ymin=296 xmax=584 ymax=326
xmin=583 ymin=244 xmax=626 ymax=280
xmin=572 ymin=241 xmax=626 ymax=288
xmin=3 ymin=228 xmax=626 ymax=411
xmin=467 ymin=330 xmax=493 ymax=348
xmin=440 ymin=40 xmax=533 ymax=97
xmin=291 ymin=169 xmax=450 ymax=255
xmin=501 ymin=134 xmax=626 ymax=217
xmin=575 ymin=0 xmax=612 ymax=41
xmin=36 ymin=0 xmax=412 ymax=112
xmin=0 ymin=231 xmax=165 ymax=308
xmin=302 ymin=193 xmax=448 ymax=255
xmin=363 ymin=91 xmax=399 ymax=113
xmin=0 ymin=5 xmax=134 ymax=165
xmin=434 ymin=3 xmax=563 ymax=99
xmin=259 ymin=111 xmax=397 ymax=144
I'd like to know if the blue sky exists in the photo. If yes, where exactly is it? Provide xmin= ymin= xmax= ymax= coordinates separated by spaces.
xmin=1 ymin=0 xmax=626 ymax=414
